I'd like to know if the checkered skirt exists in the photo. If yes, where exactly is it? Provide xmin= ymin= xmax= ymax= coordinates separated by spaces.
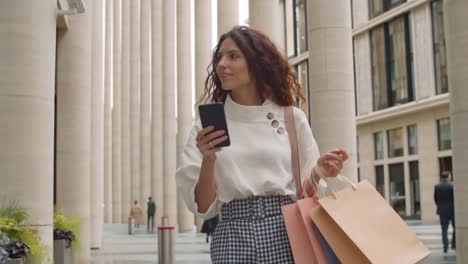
xmin=210 ymin=195 xmax=295 ymax=264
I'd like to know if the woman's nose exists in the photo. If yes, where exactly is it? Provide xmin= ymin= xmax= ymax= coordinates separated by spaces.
xmin=218 ymin=56 xmax=228 ymax=68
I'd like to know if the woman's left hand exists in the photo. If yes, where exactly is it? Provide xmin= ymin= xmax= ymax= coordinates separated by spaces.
xmin=315 ymin=149 xmax=349 ymax=178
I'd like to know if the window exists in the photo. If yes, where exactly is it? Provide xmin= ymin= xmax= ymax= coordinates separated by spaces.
xmin=431 ymin=0 xmax=448 ymax=94
xmin=439 ymin=156 xmax=453 ymax=179
xmin=369 ymin=0 xmax=406 ymax=19
xmin=437 ymin=118 xmax=451 ymax=150
xmin=409 ymin=161 xmax=421 ymax=218
xmin=295 ymin=61 xmax=310 ymax=116
xmin=389 ymin=163 xmax=406 ymax=217
xmin=285 ymin=0 xmax=307 ymax=58
xmin=285 ymin=0 xmax=295 ymax=57
xmin=407 ymin=124 xmax=418 ymax=155
xmin=375 ymin=165 xmax=385 ymax=197
xmin=357 ymin=136 xmax=360 ymax=163
xmin=370 ymin=15 xmax=414 ymax=111
xmin=374 ymin=131 xmax=384 ymax=160
xmin=388 ymin=127 xmax=404 ymax=158
xmin=371 ymin=26 xmax=388 ymax=110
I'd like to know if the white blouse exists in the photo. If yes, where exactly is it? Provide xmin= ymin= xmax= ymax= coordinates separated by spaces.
xmin=176 ymin=95 xmax=320 ymax=219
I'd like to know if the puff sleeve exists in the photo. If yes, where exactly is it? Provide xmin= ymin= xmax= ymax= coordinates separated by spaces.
xmin=175 ymin=120 xmax=221 ymax=220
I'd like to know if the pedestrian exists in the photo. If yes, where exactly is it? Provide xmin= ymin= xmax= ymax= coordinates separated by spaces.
xmin=147 ymin=196 xmax=156 ymax=232
xmin=176 ymin=26 xmax=348 ymax=263
xmin=201 ymin=215 xmax=219 ymax=243
xmin=434 ymin=171 xmax=456 ymax=253
xmin=130 ymin=200 xmax=143 ymax=229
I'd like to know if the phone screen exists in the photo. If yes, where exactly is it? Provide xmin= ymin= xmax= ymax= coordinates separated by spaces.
xmin=198 ymin=103 xmax=231 ymax=147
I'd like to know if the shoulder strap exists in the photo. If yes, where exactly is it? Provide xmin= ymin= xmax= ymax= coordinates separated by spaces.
xmin=284 ymin=106 xmax=302 ymax=199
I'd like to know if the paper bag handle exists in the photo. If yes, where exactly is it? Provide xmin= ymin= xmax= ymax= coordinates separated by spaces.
xmin=313 ymin=164 xmax=357 ymax=199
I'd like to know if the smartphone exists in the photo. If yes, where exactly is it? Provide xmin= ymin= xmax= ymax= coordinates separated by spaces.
xmin=198 ymin=103 xmax=231 ymax=147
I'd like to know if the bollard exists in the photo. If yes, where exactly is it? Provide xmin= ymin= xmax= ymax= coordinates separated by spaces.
xmin=158 ymin=216 xmax=175 ymax=264
xmin=128 ymin=216 xmax=135 ymax=235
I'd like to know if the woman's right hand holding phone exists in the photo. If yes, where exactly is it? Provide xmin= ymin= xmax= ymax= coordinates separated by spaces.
xmin=196 ymin=126 xmax=228 ymax=162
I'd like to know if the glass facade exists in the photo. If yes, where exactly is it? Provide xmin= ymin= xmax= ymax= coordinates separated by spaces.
xmin=375 ymin=165 xmax=385 ymax=198
xmin=286 ymin=0 xmax=309 ymax=117
xmin=387 ymin=127 xmax=404 ymax=158
xmin=374 ymin=131 xmax=384 ymax=160
xmin=437 ymin=118 xmax=451 ymax=150
xmin=409 ymin=161 xmax=421 ymax=218
xmin=389 ymin=163 xmax=406 ymax=217
xmin=295 ymin=61 xmax=309 ymax=115
xmin=407 ymin=124 xmax=418 ymax=155
xmin=370 ymin=15 xmax=413 ymax=111
xmin=431 ymin=0 xmax=449 ymax=94
xmin=369 ymin=0 xmax=406 ymax=19
xmin=285 ymin=0 xmax=307 ymax=58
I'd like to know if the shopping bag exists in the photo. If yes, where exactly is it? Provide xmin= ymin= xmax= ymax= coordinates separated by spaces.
xmin=310 ymin=178 xmax=431 ymax=264
xmin=282 ymin=196 xmax=328 ymax=264
xmin=281 ymin=106 xmax=328 ymax=264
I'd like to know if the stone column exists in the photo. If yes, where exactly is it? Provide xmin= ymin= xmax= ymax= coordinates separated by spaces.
xmin=104 ymin=0 xmax=114 ymax=225
xmin=307 ymin=1 xmax=357 ymax=181
xmin=130 ymin=0 xmax=141 ymax=206
xmin=249 ymin=0 xmax=285 ymax=51
xmin=177 ymin=0 xmax=195 ymax=232
xmin=444 ymin=0 xmax=468 ymax=260
xmin=163 ymin=0 xmax=178 ymax=226
xmin=194 ymin=0 xmax=213 ymax=230
xmin=112 ymin=0 xmax=123 ymax=224
xmin=90 ymin=0 xmax=105 ymax=249
xmin=151 ymin=0 xmax=164 ymax=226
xmin=218 ymin=0 xmax=239 ymax=37
xmin=0 ymin=0 xmax=56 ymax=256
xmin=121 ymin=0 xmax=132 ymax=221
xmin=56 ymin=1 xmax=93 ymax=261
xmin=140 ymin=0 xmax=152 ymax=224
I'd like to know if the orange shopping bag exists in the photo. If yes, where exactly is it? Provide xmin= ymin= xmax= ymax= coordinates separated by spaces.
xmin=310 ymin=175 xmax=431 ymax=264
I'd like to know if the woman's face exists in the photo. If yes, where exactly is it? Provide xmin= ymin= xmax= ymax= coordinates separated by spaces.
xmin=215 ymin=38 xmax=253 ymax=92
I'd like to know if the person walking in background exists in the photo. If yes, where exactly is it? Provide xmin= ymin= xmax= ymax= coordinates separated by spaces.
xmin=201 ymin=215 xmax=219 ymax=243
xmin=434 ymin=171 xmax=456 ymax=253
xmin=130 ymin=200 xmax=143 ymax=229
xmin=147 ymin=196 xmax=156 ymax=232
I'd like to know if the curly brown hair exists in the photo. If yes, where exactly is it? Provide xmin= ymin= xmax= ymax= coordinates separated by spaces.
xmin=198 ymin=26 xmax=305 ymax=106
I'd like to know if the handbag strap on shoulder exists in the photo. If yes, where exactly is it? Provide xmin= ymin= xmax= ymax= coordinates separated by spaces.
xmin=284 ymin=106 xmax=302 ymax=199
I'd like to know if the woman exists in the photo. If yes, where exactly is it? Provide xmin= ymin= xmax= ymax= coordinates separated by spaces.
xmin=176 ymin=26 xmax=348 ymax=263
xmin=130 ymin=200 xmax=143 ymax=229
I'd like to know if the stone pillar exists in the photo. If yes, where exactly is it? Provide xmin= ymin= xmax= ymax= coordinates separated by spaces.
xmin=0 ymin=0 xmax=55 ymax=257
xmin=195 ymin=0 xmax=213 ymax=102
xmin=112 ymin=0 xmax=123 ymax=224
xmin=90 ymin=0 xmax=105 ymax=249
xmin=151 ymin=0 xmax=164 ymax=226
xmin=307 ymin=1 xmax=357 ymax=181
xmin=121 ymin=0 xmax=132 ymax=221
xmin=104 ymin=0 xmax=114 ymax=225
xmin=56 ymin=1 xmax=93 ymax=261
xmin=249 ymin=0 xmax=285 ymax=51
xmin=130 ymin=0 xmax=141 ymax=206
xmin=444 ymin=0 xmax=468 ymax=260
xmin=218 ymin=0 xmax=239 ymax=37
xmin=194 ymin=0 xmax=213 ymax=230
xmin=140 ymin=0 xmax=152 ymax=224
xmin=177 ymin=0 xmax=195 ymax=232
xmin=162 ymin=0 xmax=178 ymax=226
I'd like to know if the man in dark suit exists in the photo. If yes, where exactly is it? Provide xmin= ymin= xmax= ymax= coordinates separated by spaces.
xmin=434 ymin=171 xmax=456 ymax=253
xmin=147 ymin=197 xmax=156 ymax=232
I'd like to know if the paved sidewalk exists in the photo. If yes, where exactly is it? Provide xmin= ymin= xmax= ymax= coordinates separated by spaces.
xmin=91 ymin=223 xmax=456 ymax=264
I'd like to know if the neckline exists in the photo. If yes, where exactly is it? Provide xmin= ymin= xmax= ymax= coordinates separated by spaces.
xmin=224 ymin=95 xmax=282 ymax=123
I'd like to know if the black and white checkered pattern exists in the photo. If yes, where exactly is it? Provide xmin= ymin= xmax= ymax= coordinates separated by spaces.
xmin=210 ymin=195 xmax=295 ymax=264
